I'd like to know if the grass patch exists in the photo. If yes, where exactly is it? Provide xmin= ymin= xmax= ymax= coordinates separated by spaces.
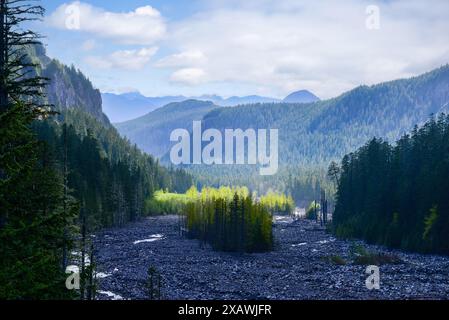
xmin=353 ymin=253 xmax=402 ymax=265
xmin=322 ymin=255 xmax=347 ymax=265
xmin=350 ymin=243 xmax=402 ymax=265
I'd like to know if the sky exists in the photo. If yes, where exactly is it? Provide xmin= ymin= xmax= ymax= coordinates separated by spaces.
xmin=36 ymin=0 xmax=449 ymax=99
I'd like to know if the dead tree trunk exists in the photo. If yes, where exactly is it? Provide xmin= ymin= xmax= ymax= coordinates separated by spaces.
xmin=80 ymin=207 xmax=86 ymax=300
xmin=320 ymin=189 xmax=328 ymax=226
xmin=0 ymin=0 xmax=8 ymax=112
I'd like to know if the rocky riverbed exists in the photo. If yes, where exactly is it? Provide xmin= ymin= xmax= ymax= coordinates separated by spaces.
xmin=93 ymin=215 xmax=449 ymax=300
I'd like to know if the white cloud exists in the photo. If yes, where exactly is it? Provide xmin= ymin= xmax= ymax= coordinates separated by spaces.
xmin=103 ymin=87 xmax=140 ymax=95
xmin=170 ymin=68 xmax=207 ymax=86
xmin=86 ymin=47 xmax=158 ymax=70
xmin=155 ymin=50 xmax=206 ymax=68
xmin=157 ymin=0 xmax=449 ymax=98
xmin=47 ymin=1 xmax=166 ymax=45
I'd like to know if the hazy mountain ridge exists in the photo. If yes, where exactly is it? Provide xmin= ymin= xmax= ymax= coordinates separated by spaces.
xmin=102 ymin=92 xmax=187 ymax=123
xmin=102 ymin=91 xmax=318 ymax=123
xmin=115 ymin=100 xmax=220 ymax=157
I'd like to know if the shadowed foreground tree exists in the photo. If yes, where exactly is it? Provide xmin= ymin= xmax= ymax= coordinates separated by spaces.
xmin=0 ymin=0 xmax=75 ymax=299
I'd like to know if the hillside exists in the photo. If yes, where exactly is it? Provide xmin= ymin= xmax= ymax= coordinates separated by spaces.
xmin=116 ymin=100 xmax=220 ymax=157
xmin=29 ymin=45 xmax=193 ymax=228
xmin=202 ymin=65 xmax=449 ymax=167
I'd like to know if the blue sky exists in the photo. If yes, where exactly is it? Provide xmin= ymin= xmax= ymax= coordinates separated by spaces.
xmin=37 ymin=0 xmax=449 ymax=99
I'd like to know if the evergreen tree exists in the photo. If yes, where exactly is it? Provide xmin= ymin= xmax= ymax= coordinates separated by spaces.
xmin=182 ymin=187 xmax=273 ymax=252
xmin=0 ymin=0 xmax=74 ymax=299
xmin=333 ymin=114 xmax=449 ymax=254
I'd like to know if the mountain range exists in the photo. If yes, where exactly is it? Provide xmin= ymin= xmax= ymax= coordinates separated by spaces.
xmin=115 ymin=64 xmax=449 ymax=189
xmin=102 ymin=90 xmax=320 ymax=123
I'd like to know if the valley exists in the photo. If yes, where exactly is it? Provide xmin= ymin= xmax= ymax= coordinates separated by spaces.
xmin=2 ymin=0 xmax=449 ymax=303
xmin=113 ymin=66 xmax=449 ymax=194
xmin=94 ymin=215 xmax=449 ymax=300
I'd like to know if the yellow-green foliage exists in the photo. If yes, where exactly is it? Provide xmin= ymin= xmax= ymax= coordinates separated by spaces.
xmin=306 ymin=201 xmax=320 ymax=220
xmin=423 ymin=206 xmax=438 ymax=240
xmin=145 ymin=190 xmax=190 ymax=215
xmin=145 ymin=186 xmax=251 ymax=216
xmin=145 ymin=186 xmax=293 ymax=252
xmin=184 ymin=186 xmax=273 ymax=252
xmin=260 ymin=191 xmax=295 ymax=214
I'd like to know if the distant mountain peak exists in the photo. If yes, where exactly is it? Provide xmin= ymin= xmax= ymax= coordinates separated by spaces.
xmin=120 ymin=91 xmax=144 ymax=99
xmin=283 ymin=90 xmax=320 ymax=103
xmin=198 ymin=94 xmax=222 ymax=100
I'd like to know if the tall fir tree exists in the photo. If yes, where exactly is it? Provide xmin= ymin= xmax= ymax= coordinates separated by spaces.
xmin=0 ymin=0 xmax=74 ymax=299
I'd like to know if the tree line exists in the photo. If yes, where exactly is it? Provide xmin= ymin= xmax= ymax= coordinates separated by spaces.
xmin=183 ymin=186 xmax=274 ymax=253
xmin=33 ymin=109 xmax=193 ymax=230
xmin=259 ymin=191 xmax=295 ymax=215
xmin=333 ymin=114 xmax=449 ymax=254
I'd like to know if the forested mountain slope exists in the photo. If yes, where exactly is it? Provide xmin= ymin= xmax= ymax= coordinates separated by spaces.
xmin=116 ymin=100 xmax=220 ymax=157
xmin=29 ymin=45 xmax=193 ymax=229
xmin=33 ymin=110 xmax=192 ymax=230
xmin=118 ymin=65 xmax=449 ymax=173
xmin=202 ymin=65 xmax=449 ymax=167
xmin=178 ymin=65 xmax=448 ymax=195
xmin=310 ymin=65 xmax=449 ymax=136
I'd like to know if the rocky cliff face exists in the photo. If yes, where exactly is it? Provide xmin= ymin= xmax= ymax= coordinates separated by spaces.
xmin=31 ymin=44 xmax=109 ymax=125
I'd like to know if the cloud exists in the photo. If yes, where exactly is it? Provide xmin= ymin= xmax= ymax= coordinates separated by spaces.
xmin=155 ymin=50 xmax=206 ymax=68
xmin=47 ymin=1 xmax=166 ymax=45
xmin=103 ymin=87 xmax=140 ymax=95
xmin=170 ymin=68 xmax=207 ymax=86
xmin=157 ymin=0 xmax=449 ymax=98
xmin=86 ymin=47 xmax=158 ymax=70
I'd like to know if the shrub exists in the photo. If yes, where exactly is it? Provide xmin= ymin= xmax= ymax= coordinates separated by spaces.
xmin=323 ymin=255 xmax=347 ymax=265
xmin=351 ymin=243 xmax=401 ymax=265
xmin=306 ymin=201 xmax=320 ymax=220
